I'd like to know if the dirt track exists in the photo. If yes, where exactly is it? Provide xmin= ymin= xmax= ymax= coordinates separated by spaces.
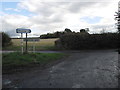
xmin=2 ymin=50 xmax=119 ymax=88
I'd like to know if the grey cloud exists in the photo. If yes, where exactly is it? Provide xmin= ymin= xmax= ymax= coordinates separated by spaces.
xmin=6 ymin=30 xmax=18 ymax=37
xmin=19 ymin=0 xmax=113 ymax=16
xmin=1 ymin=17 xmax=32 ymax=37
xmin=1 ymin=20 xmax=18 ymax=37
xmin=67 ymin=2 xmax=111 ymax=13
xmin=20 ymin=2 xmax=70 ymax=16
xmin=1 ymin=1 xmax=117 ymax=37
xmin=91 ymin=24 xmax=114 ymax=29
xmin=20 ymin=1 xmax=111 ymax=18
xmin=30 ymin=13 xmax=64 ymax=25
xmin=90 ymin=24 xmax=117 ymax=33
xmin=67 ymin=2 xmax=91 ymax=13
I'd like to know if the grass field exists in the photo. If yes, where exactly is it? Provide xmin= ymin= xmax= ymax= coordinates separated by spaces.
xmin=3 ymin=52 xmax=65 ymax=73
xmin=3 ymin=38 xmax=59 ymax=51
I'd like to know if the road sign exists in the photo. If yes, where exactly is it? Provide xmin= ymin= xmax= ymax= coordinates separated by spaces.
xmin=16 ymin=28 xmax=31 ymax=33
xmin=23 ymin=38 xmax=40 ymax=42
xmin=16 ymin=28 xmax=32 ymax=53
xmin=23 ymin=38 xmax=40 ymax=53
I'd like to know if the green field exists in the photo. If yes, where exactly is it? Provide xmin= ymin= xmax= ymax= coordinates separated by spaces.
xmin=3 ymin=38 xmax=59 ymax=51
xmin=3 ymin=52 xmax=65 ymax=73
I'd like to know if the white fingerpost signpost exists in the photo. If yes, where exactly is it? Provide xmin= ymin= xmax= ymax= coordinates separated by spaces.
xmin=16 ymin=28 xmax=31 ymax=54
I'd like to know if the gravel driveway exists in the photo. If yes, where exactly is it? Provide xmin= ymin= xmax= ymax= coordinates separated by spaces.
xmin=2 ymin=50 xmax=119 ymax=88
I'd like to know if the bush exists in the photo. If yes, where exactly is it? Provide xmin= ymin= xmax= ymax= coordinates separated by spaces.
xmin=2 ymin=32 xmax=12 ymax=47
xmin=55 ymin=33 xmax=119 ymax=50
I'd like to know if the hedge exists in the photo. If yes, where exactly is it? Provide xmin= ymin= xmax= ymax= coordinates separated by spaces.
xmin=55 ymin=33 xmax=119 ymax=50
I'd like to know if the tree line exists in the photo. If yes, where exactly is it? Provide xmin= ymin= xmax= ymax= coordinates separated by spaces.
xmin=1 ymin=28 xmax=118 ymax=50
xmin=40 ymin=28 xmax=89 ymax=39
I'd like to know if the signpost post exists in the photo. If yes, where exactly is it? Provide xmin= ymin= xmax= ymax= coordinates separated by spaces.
xmin=16 ymin=28 xmax=31 ymax=53
xmin=21 ymin=33 xmax=23 ymax=54
xmin=25 ymin=33 xmax=28 ymax=53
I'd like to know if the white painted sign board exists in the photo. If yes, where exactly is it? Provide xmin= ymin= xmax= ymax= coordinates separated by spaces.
xmin=23 ymin=38 xmax=40 ymax=53
xmin=24 ymin=38 xmax=40 ymax=42
xmin=16 ymin=28 xmax=31 ymax=33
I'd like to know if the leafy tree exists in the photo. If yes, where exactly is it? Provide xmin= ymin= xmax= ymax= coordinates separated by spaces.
xmin=54 ymin=31 xmax=61 ymax=37
xmin=2 ymin=32 xmax=12 ymax=47
xmin=80 ymin=29 xmax=86 ymax=33
xmin=80 ymin=28 xmax=89 ymax=34
xmin=64 ymin=28 xmax=72 ymax=33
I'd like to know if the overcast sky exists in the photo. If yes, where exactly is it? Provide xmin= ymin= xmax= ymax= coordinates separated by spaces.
xmin=0 ymin=0 xmax=119 ymax=37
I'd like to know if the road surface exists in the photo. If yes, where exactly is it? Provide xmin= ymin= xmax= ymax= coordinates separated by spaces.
xmin=2 ymin=50 xmax=119 ymax=88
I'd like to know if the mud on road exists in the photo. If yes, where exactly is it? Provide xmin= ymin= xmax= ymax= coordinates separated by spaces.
xmin=2 ymin=50 xmax=119 ymax=88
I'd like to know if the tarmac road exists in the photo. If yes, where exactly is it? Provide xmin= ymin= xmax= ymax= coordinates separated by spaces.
xmin=2 ymin=50 xmax=119 ymax=88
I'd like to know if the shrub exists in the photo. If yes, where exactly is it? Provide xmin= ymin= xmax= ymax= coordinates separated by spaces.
xmin=2 ymin=32 xmax=12 ymax=47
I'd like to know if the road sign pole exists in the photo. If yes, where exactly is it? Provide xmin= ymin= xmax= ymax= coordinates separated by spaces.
xmin=25 ymin=33 xmax=28 ymax=53
xmin=21 ymin=33 xmax=23 ymax=54
xmin=33 ymin=44 xmax=35 ymax=53
xmin=34 ymin=41 xmax=36 ymax=53
xmin=32 ymin=40 xmax=35 ymax=53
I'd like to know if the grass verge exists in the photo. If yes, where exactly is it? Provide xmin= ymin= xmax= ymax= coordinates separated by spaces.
xmin=2 ymin=52 xmax=65 ymax=73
